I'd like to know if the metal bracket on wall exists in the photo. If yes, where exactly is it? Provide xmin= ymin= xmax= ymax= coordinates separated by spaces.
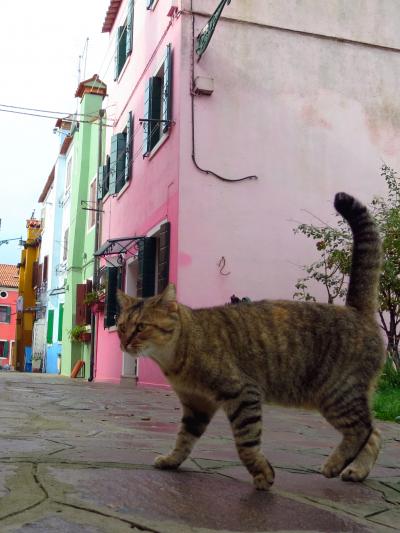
xmin=196 ymin=0 xmax=231 ymax=59
xmin=80 ymin=200 xmax=104 ymax=213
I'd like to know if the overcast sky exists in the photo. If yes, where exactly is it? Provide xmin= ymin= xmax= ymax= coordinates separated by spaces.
xmin=0 ymin=0 xmax=111 ymax=265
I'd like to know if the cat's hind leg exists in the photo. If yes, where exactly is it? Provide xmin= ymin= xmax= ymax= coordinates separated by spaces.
xmin=224 ymin=385 xmax=274 ymax=490
xmin=340 ymin=427 xmax=381 ymax=481
xmin=154 ymin=397 xmax=217 ymax=470
xmin=320 ymin=392 xmax=376 ymax=480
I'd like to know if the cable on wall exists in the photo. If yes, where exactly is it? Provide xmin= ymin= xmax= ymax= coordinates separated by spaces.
xmin=190 ymin=1 xmax=258 ymax=183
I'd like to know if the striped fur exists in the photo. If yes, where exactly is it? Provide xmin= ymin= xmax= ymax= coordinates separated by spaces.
xmin=117 ymin=193 xmax=384 ymax=490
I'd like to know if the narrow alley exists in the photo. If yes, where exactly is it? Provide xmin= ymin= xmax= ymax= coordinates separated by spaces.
xmin=0 ymin=373 xmax=398 ymax=532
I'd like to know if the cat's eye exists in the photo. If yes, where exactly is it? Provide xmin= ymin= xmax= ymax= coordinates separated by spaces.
xmin=136 ymin=323 xmax=145 ymax=332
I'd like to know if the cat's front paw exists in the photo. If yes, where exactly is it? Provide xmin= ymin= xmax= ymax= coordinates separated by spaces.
xmin=154 ymin=454 xmax=181 ymax=470
xmin=253 ymin=472 xmax=274 ymax=490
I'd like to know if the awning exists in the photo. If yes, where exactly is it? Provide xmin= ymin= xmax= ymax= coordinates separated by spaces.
xmin=94 ymin=237 xmax=145 ymax=265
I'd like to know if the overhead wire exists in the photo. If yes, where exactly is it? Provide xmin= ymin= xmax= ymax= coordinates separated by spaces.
xmin=0 ymin=106 xmax=114 ymax=127
xmin=0 ymin=102 xmax=99 ymax=119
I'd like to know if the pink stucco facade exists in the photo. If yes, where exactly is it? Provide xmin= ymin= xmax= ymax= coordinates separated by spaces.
xmin=95 ymin=0 xmax=400 ymax=386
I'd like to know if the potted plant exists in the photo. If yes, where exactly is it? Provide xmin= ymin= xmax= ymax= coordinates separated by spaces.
xmin=84 ymin=285 xmax=105 ymax=313
xmin=68 ymin=325 xmax=91 ymax=343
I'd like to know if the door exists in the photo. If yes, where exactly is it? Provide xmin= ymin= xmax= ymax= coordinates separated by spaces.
xmin=121 ymin=258 xmax=139 ymax=378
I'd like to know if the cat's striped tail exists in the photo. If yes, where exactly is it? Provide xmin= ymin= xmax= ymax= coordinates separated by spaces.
xmin=334 ymin=192 xmax=382 ymax=315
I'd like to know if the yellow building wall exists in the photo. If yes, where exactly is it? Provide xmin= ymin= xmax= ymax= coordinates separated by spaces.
xmin=14 ymin=220 xmax=42 ymax=371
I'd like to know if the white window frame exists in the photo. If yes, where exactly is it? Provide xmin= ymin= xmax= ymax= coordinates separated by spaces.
xmin=87 ymin=175 xmax=97 ymax=231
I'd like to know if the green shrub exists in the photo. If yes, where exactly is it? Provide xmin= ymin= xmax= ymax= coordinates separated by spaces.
xmin=373 ymin=358 xmax=400 ymax=421
xmin=378 ymin=358 xmax=400 ymax=390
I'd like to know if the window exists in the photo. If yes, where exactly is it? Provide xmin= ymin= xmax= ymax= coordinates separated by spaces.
xmin=47 ymin=309 xmax=54 ymax=343
xmin=63 ymin=228 xmax=69 ymax=262
xmin=114 ymin=0 xmax=134 ymax=80
xmin=0 ymin=291 xmax=8 ymax=298
xmin=137 ymin=222 xmax=170 ymax=297
xmin=65 ymin=158 xmax=72 ymax=191
xmin=0 ymin=340 xmax=9 ymax=358
xmin=43 ymin=255 xmax=49 ymax=284
xmin=76 ymin=280 xmax=92 ymax=326
xmin=88 ymin=178 xmax=97 ymax=229
xmin=58 ymin=303 xmax=64 ymax=342
xmin=0 ymin=306 xmax=11 ymax=323
xmin=108 ymin=112 xmax=133 ymax=196
xmin=143 ymin=44 xmax=172 ymax=156
xmin=104 ymin=267 xmax=123 ymax=328
xmin=97 ymin=156 xmax=110 ymax=201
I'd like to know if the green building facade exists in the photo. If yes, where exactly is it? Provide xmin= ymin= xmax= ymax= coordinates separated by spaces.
xmin=61 ymin=76 xmax=106 ymax=378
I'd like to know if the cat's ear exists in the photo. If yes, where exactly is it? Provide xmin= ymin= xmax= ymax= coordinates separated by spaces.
xmin=117 ymin=289 xmax=132 ymax=309
xmin=160 ymin=283 xmax=178 ymax=312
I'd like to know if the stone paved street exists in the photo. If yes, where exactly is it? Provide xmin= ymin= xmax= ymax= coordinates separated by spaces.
xmin=0 ymin=372 xmax=399 ymax=532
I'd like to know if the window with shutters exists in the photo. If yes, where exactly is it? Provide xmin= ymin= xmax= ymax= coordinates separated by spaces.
xmin=104 ymin=267 xmax=123 ymax=329
xmin=143 ymin=45 xmax=172 ymax=157
xmin=0 ymin=306 xmax=11 ymax=323
xmin=146 ymin=0 xmax=159 ymax=9
xmin=63 ymin=228 xmax=69 ymax=262
xmin=47 ymin=309 xmax=54 ymax=343
xmin=137 ymin=222 xmax=170 ymax=298
xmin=0 ymin=340 xmax=10 ymax=358
xmin=108 ymin=112 xmax=133 ymax=196
xmin=65 ymin=157 xmax=72 ymax=191
xmin=58 ymin=303 xmax=64 ymax=342
xmin=75 ymin=280 xmax=92 ymax=327
xmin=97 ymin=156 xmax=110 ymax=201
xmin=88 ymin=177 xmax=97 ymax=230
xmin=43 ymin=256 xmax=48 ymax=284
xmin=114 ymin=0 xmax=134 ymax=80
xmin=32 ymin=261 xmax=39 ymax=288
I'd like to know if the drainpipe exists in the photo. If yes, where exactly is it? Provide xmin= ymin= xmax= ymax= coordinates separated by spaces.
xmin=88 ymin=108 xmax=105 ymax=382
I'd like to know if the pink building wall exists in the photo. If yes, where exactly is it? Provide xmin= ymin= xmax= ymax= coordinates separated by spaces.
xmin=95 ymin=0 xmax=400 ymax=386
xmin=177 ymin=0 xmax=400 ymax=308
xmin=95 ymin=0 xmax=182 ymax=385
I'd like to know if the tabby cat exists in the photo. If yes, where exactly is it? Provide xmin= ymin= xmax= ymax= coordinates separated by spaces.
xmin=117 ymin=193 xmax=384 ymax=490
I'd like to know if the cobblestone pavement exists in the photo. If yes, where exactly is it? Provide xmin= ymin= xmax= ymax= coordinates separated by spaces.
xmin=0 ymin=372 xmax=398 ymax=532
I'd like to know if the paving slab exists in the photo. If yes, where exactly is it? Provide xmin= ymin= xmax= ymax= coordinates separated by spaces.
xmin=0 ymin=372 xmax=399 ymax=532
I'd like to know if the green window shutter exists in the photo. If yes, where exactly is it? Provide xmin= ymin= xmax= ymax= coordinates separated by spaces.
xmin=118 ymin=26 xmax=127 ymax=73
xmin=5 ymin=306 xmax=11 ymax=324
xmin=109 ymin=133 xmax=126 ymax=195
xmin=104 ymin=267 xmax=122 ymax=328
xmin=114 ymin=27 xmax=122 ymax=81
xmin=97 ymin=165 xmax=105 ymax=200
xmin=47 ymin=310 xmax=54 ymax=344
xmin=125 ymin=112 xmax=133 ymax=183
xmin=143 ymin=80 xmax=151 ymax=156
xmin=3 ymin=341 xmax=9 ymax=357
xmin=126 ymin=0 xmax=134 ymax=56
xmin=162 ymin=44 xmax=172 ymax=133
xmin=114 ymin=26 xmax=128 ymax=80
xmin=137 ymin=238 xmax=157 ymax=297
xmin=116 ymin=133 xmax=127 ymax=194
xmin=157 ymin=222 xmax=171 ymax=294
xmin=58 ymin=303 xmax=64 ymax=342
